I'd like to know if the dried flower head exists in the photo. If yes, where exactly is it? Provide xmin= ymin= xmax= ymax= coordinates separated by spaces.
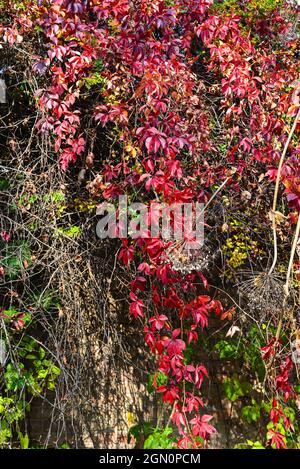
xmin=166 ymin=240 xmax=214 ymax=274
xmin=238 ymin=270 xmax=287 ymax=321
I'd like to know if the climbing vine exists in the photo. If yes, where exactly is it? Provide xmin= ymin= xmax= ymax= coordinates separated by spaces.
xmin=1 ymin=0 xmax=300 ymax=449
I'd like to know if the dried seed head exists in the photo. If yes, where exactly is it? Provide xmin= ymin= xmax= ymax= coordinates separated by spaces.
xmin=166 ymin=240 xmax=214 ymax=274
xmin=238 ymin=271 xmax=288 ymax=320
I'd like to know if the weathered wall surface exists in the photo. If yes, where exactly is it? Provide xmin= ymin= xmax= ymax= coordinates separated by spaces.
xmin=27 ymin=318 xmax=253 ymax=448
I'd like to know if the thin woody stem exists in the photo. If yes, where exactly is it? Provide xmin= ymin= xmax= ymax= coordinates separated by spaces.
xmin=274 ymin=213 xmax=300 ymax=344
xmin=200 ymin=177 xmax=229 ymax=214
xmin=268 ymin=108 xmax=300 ymax=276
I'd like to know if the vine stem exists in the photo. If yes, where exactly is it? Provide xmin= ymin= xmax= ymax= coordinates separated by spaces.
xmin=166 ymin=401 xmax=176 ymax=428
xmin=274 ymin=212 xmax=300 ymax=343
xmin=265 ymin=211 xmax=300 ymax=380
xmin=201 ymin=177 xmax=229 ymax=214
xmin=268 ymin=108 xmax=300 ymax=276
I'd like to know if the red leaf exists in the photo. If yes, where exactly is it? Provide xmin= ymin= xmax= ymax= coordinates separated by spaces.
xmin=190 ymin=414 xmax=216 ymax=439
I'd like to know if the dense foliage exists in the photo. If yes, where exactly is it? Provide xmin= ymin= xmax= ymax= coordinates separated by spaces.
xmin=0 ymin=0 xmax=300 ymax=449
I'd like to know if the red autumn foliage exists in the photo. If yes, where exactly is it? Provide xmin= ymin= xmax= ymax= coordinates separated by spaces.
xmin=1 ymin=0 xmax=299 ymax=449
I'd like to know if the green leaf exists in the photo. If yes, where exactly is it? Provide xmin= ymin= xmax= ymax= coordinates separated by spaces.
xmin=144 ymin=427 xmax=175 ymax=449
xmin=37 ymin=369 xmax=48 ymax=379
xmin=128 ymin=422 xmax=152 ymax=445
xmin=223 ymin=374 xmax=251 ymax=402
xmin=18 ymin=432 xmax=29 ymax=449
xmin=0 ymin=179 xmax=9 ymax=190
xmin=50 ymin=365 xmax=61 ymax=376
xmin=0 ymin=241 xmax=31 ymax=280
xmin=25 ymin=354 xmax=37 ymax=360
xmin=241 ymin=401 xmax=261 ymax=423
xmin=147 ymin=371 xmax=168 ymax=394
xmin=54 ymin=226 xmax=81 ymax=238
xmin=215 ymin=339 xmax=240 ymax=359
